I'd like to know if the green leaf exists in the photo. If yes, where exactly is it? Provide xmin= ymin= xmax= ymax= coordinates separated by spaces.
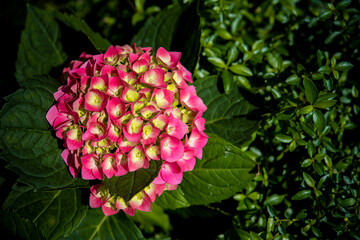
xmin=169 ymin=0 xmax=201 ymax=73
xmin=312 ymin=226 xmax=322 ymax=238
xmin=155 ymin=187 xmax=190 ymax=209
xmin=299 ymin=105 xmax=313 ymax=115
xmin=216 ymin=29 xmax=232 ymax=40
xmin=292 ymin=190 xmax=312 ymax=200
xmin=303 ymin=172 xmax=315 ymax=187
xmin=275 ymin=134 xmax=293 ymax=143
xmin=303 ymin=78 xmax=318 ymax=104
xmin=266 ymin=205 xmax=277 ymax=217
xmin=65 ymin=208 xmax=143 ymax=240
xmin=227 ymin=43 xmax=240 ymax=65
xmin=15 ymin=4 xmax=67 ymax=87
xmin=0 ymin=210 xmax=43 ymax=240
xmin=264 ymin=194 xmax=285 ymax=205
xmin=194 ymin=76 xmax=259 ymax=145
xmin=208 ymin=57 xmax=227 ymax=68
xmin=129 ymin=204 xmax=171 ymax=233
xmin=0 ymin=76 xmax=85 ymax=188
xmin=131 ymin=3 xmax=182 ymax=52
xmin=104 ymin=160 xmax=162 ymax=202
xmin=339 ymin=198 xmax=356 ymax=207
xmin=336 ymin=0 xmax=352 ymax=10
xmin=314 ymin=100 xmax=337 ymax=109
xmin=318 ymin=10 xmax=333 ymax=21
xmin=159 ymin=134 xmax=256 ymax=207
xmin=306 ymin=141 xmax=316 ymax=158
xmin=285 ymin=74 xmax=300 ymax=85
xmin=222 ymin=70 xmax=234 ymax=95
xmin=3 ymin=184 xmax=88 ymax=240
xmin=54 ymin=11 xmax=111 ymax=52
xmin=229 ymin=64 xmax=253 ymax=76
xmin=313 ymin=109 xmax=326 ymax=132
xmin=335 ymin=61 xmax=354 ymax=71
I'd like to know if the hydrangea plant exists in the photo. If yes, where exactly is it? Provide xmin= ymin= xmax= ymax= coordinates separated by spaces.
xmin=46 ymin=43 xmax=208 ymax=216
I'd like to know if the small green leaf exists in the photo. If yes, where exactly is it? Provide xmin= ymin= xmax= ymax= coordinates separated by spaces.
xmin=339 ymin=198 xmax=356 ymax=207
xmin=303 ymin=172 xmax=315 ymax=188
xmin=299 ymin=105 xmax=313 ymax=115
xmin=264 ymin=194 xmax=285 ymax=205
xmin=285 ymin=74 xmax=300 ymax=85
xmin=215 ymin=29 xmax=232 ymax=40
xmin=318 ymin=65 xmax=331 ymax=74
xmin=208 ymin=57 xmax=227 ymax=68
xmin=303 ymin=78 xmax=318 ymax=104
xmin=313 ymin=109 xmax=326 ymax=132
xmin=292 ymin=190 xmax=312 ymax=200
xmin=307 ymin=141 xmax=316 ymax=158
xmin=267 ymin=205 xmax=277 ymax=217
xmin=319 ymin=10 xmax=333 ymax=21
xmin=314 ymin=100 xmax=337 ymax=109
xmin=267 ymin=217 xmax=275 ymax=232
xmin=296 ymin=209 xmax=307 ymax=219
xmin=301 ymin=159 xmax=313 ymax=168
xmin=336 ymin=0 xmax=352 ymax=10
xmin=275 ymin=134 xmax=293 ymax=143
xmin=312 ymin=226 xmax=323 ymax=238
xmin=222 ymin=70 xmax=234 ymax=95
xmin=229 ymin=64 xmax=253 ymax=76
xmin=227 ymin=43 xmax=240 ymax=65
xmin=264 ymin=72 xmax=276 ymax=79
xmin=335 ymin=61 xmax=354 ymax=71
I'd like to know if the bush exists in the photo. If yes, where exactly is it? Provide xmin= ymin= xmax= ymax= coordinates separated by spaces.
xmin=0 ymin=0 xmax=359 ymax=239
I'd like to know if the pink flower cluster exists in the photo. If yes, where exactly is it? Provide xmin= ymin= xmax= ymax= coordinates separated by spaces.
xmin=46 ymin=44 xmax=208 ymax=216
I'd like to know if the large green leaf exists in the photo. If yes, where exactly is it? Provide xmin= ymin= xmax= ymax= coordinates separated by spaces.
xmin=170 ymin=0 xmax=201 ymax=73
xmin=156 ymin=134 xmax=256 ymax=208
xmin=0 ymin=210 xmax=43 ymax=240
xmin=104 ymin=160 xmax=162 ymax=202
xmin=131 ymin=1 xmax=201 ymax=73
xmin=194 ymin=76 xmax=259 ymax=146
xmin=54 ymin=11 xmax=111 ymax=52
xmin=15 ymin=4 xmax=67 ymax=87
xmin=131 ymin=3 xmax=182 ymax=52
xmin=0 ymin=76 xmax=84 ymax=188
xmin=3 ymin=184 xmax=88 ymax=240
xmin=65 ymin=208 xmax=143 ymax=240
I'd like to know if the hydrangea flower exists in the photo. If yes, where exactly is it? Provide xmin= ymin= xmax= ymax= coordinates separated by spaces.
xmin=46 ymin=44 xmax=208 ymax=216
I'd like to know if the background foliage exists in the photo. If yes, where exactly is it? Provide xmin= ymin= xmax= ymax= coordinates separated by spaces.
xmin=1 ymin=0 xmax=360 ymax=239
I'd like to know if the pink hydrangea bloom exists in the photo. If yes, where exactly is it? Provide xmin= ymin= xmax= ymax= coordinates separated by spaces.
xmin=46 ymin=44 xmax=208 ymax=216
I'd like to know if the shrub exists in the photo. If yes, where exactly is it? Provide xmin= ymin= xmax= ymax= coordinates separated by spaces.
xmin=0 ymin=0 xmax=359 ymax=239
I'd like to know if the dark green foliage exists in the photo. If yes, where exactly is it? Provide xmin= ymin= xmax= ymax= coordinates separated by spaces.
xmin=1 ymin=0 xmax=360 ymax=239
xmin=197 ymin=0 xmax=360 ymax=239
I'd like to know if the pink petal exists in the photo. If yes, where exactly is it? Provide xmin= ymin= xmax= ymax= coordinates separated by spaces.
xmin=106 ymin=97 xmax=125 ymax=121
xmin=152 ymin=88 xmax=174 ymax=109
xmin=84 ymin=89 xmax=108 ymax=112
xmin=104 ymin=45 xmax=119 ymax=65
xmin=160 ymin=162 xmax=183 ymax=185
xmin=102 ymin=153 xmax=118 ymax=179
xmin=90 ymin=75 xmax=108 ymax=92
xmin=166 ymin=114 xmax=188 ymax=139
xmin=160 ymin=136 xmax=184 ymax=162
xmin=132 ymin=59 xmax=149 ymax=74
xmin=128 ymin=145 xmax=149 ymax=172
xmin=176 ymin=148 xmax=196 ymax=172
xmin=102 ymin=200 xmax=120 ymax=216
xmin=156 ymin=47 xmax=171 ymax=65
xmin=141 ymin=68 xmax=167 ymax=88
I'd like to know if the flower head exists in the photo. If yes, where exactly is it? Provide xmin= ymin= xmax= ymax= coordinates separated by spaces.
xmin=47 ymin=44 xmax=208 ymax=216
